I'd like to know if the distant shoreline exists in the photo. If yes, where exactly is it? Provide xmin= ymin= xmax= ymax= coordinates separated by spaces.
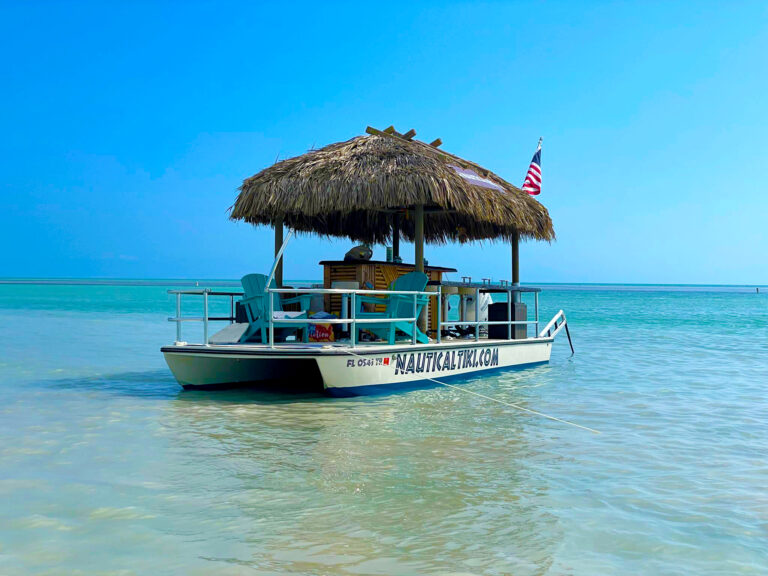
xmin=0 ymin=278 xmax=764 ymax=292
xmin=0 ymin=278 xmax=243 ymax=287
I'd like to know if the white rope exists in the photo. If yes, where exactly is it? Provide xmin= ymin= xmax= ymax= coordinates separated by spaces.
xmin=342 ymin=348 xmax=600 ymax=435
xmin=425 ymin=378 xmax=600 ymax=434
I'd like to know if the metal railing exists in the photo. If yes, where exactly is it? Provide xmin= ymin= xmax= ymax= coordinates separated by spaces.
xmin=434 ymin=285 xmax=539 ymax=343
xmin=538 ymin=309 xmax=567 ymax=338
xmin=168 ymin=286 xmax=547 ymax=347
xmin=263 ymin=287 xmax=427 ymax=349
xmin=168 ymin=289 xmax=242 ymax=345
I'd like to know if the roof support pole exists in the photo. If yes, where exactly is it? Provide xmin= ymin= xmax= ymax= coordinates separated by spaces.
xmin=392 ymin=213 xmax=400 ymax=260
xmin=511 ymin=231 xmax=521 ymax=303
xmin=414 ymin=204 xmax=427 ymax=334
xmin=274 ymin=220 xmax=284 ymax=288
xmin=414 ymin=205 xmax=424 ymax=273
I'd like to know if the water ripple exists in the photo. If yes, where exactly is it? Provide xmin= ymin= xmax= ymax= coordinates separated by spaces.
xmin=0 ymin=286 xmax=767 ymax=574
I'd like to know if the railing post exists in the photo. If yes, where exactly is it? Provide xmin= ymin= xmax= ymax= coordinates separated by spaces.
xmin=341 ymin=293 xmax=349 ymax=332
xmin=507 ymin=289 xmax=512 ymax=340
xmin=350 ymin=292 xmax=357 ymax=348
xmin=203 ymin=290 xmax=209 ymax=346
xmin=534 ymin=292 xmax=539 ymax=338
xmin=175 ymin=293 xmax=182 ymax=343
xmin=412 ymin=293 xmax=418 ymax=345
xmin=269 ymin=290 xmax=275 ymax=349
xmin=475 ymin=288 xmax=480 ymax=341
xmin=436 ymin=286 xmax=442 ymax=344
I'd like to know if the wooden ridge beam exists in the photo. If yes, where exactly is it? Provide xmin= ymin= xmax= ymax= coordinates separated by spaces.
xmin=367 ymin=125 xmax=425 ymax=144
xmin=366 ymin=125 xmax=492 ymax=178
xmin=367 ymin=125 xmax=416 ymax=141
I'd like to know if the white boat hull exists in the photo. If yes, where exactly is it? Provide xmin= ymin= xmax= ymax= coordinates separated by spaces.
xmin=162 ymin=338 xmax=553 ymax=396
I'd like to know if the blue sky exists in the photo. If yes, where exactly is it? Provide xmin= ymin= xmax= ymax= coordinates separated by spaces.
xmin=1 ymin=1 xmax=766 ymax=284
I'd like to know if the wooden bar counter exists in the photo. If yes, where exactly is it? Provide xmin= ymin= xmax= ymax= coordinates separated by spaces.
xmin=320 ymin=260 xmax=457 ymax=332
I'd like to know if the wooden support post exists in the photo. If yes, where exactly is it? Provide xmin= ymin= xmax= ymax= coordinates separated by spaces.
xmin=511 ymin=231 xmax=520 ymax=303
xmin=392 ymin=213 xmax=400 ymax=260
xmin=274 ymin=221 xmax=284 ymax=288
xmin=414 ymin=204 xmax=426 ymax=334
xmin=512 ymin=231 xmax=520 ymax=284
xmin=414 ymin=205 xmax=424 ymax=273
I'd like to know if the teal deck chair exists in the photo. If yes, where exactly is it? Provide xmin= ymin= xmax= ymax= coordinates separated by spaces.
xmin=239 ymin=274 xmax=312 ymax=343
xmin=356 ymin=271 xmax=430 ymax=344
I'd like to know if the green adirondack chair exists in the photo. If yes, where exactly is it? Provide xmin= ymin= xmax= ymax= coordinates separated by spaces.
xmin=239 ymin=274 xmax=312 ymax=343
xmin=356 ymin=271 xmax=430 ymax=344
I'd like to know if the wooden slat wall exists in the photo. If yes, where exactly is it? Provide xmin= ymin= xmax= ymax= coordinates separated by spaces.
xmin=323 ymin=262 xmax=445 ymax=334
xmin=324 ymin=264 xmax=358 ymax=314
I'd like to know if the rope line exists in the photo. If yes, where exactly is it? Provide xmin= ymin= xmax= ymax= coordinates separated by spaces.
xmin=341 ymin=349 xmax=600 ymax=435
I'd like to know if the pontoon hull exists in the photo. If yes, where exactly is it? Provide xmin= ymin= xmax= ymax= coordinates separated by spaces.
xmin=162 ymin=338 xmax=553 ymax=395
xmin=161 ymin=350 xmax=324 ymax=391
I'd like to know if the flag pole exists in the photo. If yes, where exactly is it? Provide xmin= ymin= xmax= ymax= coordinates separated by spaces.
xmin=512 ymin=137 xmax=542 ymax=303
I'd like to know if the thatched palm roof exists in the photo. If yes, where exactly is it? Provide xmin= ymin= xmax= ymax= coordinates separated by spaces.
xmin=230 ymin=129 xmax=554 ymax=244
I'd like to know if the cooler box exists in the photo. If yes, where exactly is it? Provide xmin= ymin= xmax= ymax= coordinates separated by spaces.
xmin=488 ymin=301 xmax=528 ymax=339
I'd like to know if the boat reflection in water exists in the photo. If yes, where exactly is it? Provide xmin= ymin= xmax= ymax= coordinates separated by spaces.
xmin=163 ymin=376 xmax=562 ymax=573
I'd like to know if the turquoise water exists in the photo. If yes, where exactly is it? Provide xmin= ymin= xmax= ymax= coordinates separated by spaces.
xmin=1 ymin=282 xmax=766 ymax=574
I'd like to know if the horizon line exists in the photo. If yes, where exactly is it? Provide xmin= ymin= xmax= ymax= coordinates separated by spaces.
xmin=0 ymin=277 xmax=765 ymax=288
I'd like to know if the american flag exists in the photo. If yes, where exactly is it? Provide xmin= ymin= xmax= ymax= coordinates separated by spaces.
xmin=521 ymin=139 xmax=542 ymax=195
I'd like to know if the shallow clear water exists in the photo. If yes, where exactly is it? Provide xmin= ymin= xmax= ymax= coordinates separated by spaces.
xmin=1 ymin=282 xmax=767 ymax=575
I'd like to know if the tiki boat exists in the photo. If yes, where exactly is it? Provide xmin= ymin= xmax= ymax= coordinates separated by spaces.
xmin=162 ymin=126 xmax=571 ymax=396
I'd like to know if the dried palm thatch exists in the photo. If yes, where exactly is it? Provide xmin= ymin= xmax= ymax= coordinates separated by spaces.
xmin=230 ymin=129 xmax=554 ymax=244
